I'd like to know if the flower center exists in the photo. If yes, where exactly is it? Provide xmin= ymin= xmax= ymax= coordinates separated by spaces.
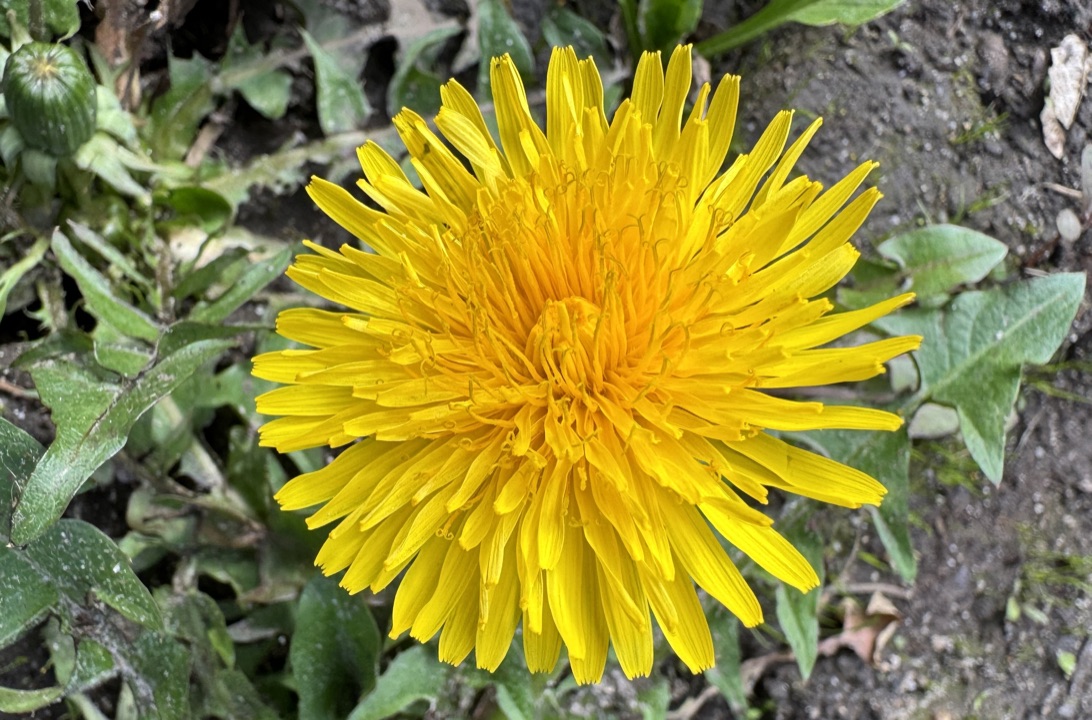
xmin=529 ymin=296 xmax=604 ymax=399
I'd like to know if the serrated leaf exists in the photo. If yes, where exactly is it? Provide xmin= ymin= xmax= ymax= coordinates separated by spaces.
xmin=10 ymin=338 xmax=236 ymax=544
xmin=52 ymin=229 xmax=159 ymax=342
xmin=477 ymin=0 xmax=534 ymax=99
xmin=388 ymin=25 xmax=462 ymax=117
xmin=0 ymin=685 xmax=64 ymax=713
xmin=542 ymin=7 xmax=612 ymax=70
xmin=292 ymin=575 xmax=380 ymax=720
xmin=805 ymin=428 xmax=915 ymax=581
xmin=876 ymin=273 xmax=1086 ymax=483
xmin=637 ymin=0 xmax=703 ymax=54
xmin=775 ymin=526 xmax=822 ymax=679
xmin=0 ymin=549 xmax=57 ymax=648
xmin=302 ymin=28 xmax=371 ymax=135
xmin=347 ymin=645 xmax=448 ymax=720
xmin=188 ymin=246 xmax=292 ymax=324
xmin=23 ymin=520 xmax=162 ymax=628
xmin=696 ymin=0 xmax=905 ymax=56
xmin=877 ymin=224 xmax=1008 ymax=301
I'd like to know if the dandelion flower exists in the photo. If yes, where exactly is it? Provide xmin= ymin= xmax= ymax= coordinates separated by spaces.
xmin=254 ymin=44 xmax=922 ymax=683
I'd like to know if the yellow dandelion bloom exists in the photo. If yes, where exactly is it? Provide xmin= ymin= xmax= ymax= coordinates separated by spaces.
xmin=254 ymin=44 xmax=921 ymax=683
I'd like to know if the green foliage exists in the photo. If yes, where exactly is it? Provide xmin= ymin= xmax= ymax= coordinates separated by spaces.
xmin=841 ymin=223 xmax=1008 ymax=308
xmin=876 ymin=273 xmax=1085 ymax=483
xmin=302 ymin=28 xmax=372 ymax=135
xmin=808 ymin=429 xmax=916 ymax=581
xmin=626 ymin=0 xmax=703 ymax=56
xmin=774 ymin=526 xmax=823 ymax=679
xmin=476 ymin=0 xmax=534 ymax=99
xmin=347 ymin=645 xmax=451 ymax=720
xmin=542 ymin=6 xmax=612 ymax=70
xmin=696 ymin=0 xmax=906 ymax=56
xmin=388 ymin=26 xmax=463 ymax=117
xmin=0 ymin=0 xmax=80 ymax=40
xmin=292 ymin=576 xmax=381 ymax=720
xmin=0 ymin=3 xmax=1086 ymax=718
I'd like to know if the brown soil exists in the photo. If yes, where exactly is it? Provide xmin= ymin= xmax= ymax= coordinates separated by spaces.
xmin=694 ymin=1 xmax=1092 ymax=718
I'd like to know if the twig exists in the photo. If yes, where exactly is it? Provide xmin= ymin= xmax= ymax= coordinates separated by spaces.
xmin=0 ymin=378 xmax=36 ymax=399
xmin=834 ymin=581 xmax=914 ymax=600
xmin=666 ymin=685 xmax=719 ymax=720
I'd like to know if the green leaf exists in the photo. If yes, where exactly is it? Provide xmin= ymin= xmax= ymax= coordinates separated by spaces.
xmin=129 ymin=630 xmax=191 ymax=720
xmin=0 ymin=235 xmax=47 ymax=318
xmin=347 ymin=645 xmax=449 ymax=720
xmin=292 ymin=575 xmax=380 ymax=720
xmin=0 ymin=417 xmax=44 ymax=539
xmin=24 ymin=520 xmax=163 ymax=628
xmin=0 ymin=685 xmax=64 ymax=713
xmin=52 ymin=229 xmax=159 ymax=341
xmin=188 ymin=246 xmax=292 ymax=324
xmin=68 ymin=639 xmax=117 ymax=692
xmin=220 ymin=25 xmax=293 ymax=120
xmin=542 ymin=7 xmax=612 ymax=70
xmin=159 ymin=187 xmax=234 ymax=235
xmin=877 ymin=224 xmax=1008 ymax=302
xmin=147 ymin=54 xmax=215 ymax=161
xmin=302 ymin=28 xmax=371 ymax=136
xmin=0 ymin=549 xmax=57 ymax=647
xmin=704 ymin=608 xmax=747 ymax=715
xmin=876 ymin=273 xmax=1086 ymax=483
xmin=73 ymin=133 xmax=152 ymax=203
xmin=95 ymin=86 xmax=139 ymax=145
xmin=788 ymin=0 xmax=906 ymax=26
xmin=387 ymin=25 xmax=462 ymax=117
xmin=774 ymin=526 xmax=823 ymax=679
xmin=696 ymin=0 xmax=905 ymax=56
xmin=68 ymin=222 xmax=151 ymax=291
xmin=491 ymin=658 xmax=534 ymax=720
xmin=636 ymin=674 xmax=671 ymax=720
xmin=477 ymin=0 xmax=534 ymax=99
xmin=10 ymin=338 xmax=235 ymax=544
xmin=805 ymin=428 xmax=915 ymax=581
xmin=0 ymin=0 xmax=80 ymax=39
xmin=171 ymin=247 xmax=250 ymax=301
xmin=93 ymin=324 xmax=155 ymax=377
xmin=637 ymin=0 xmax=703 ymax=54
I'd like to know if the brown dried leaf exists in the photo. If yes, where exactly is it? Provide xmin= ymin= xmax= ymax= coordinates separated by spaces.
xmin=1041 ymin=34 xmax=1091 ymax=159
xmin=816 ymin=593 xmax=901 ymax=665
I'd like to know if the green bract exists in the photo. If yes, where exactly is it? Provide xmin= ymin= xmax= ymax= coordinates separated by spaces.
xmin=3 ymin=42 xmax=96 ymax=157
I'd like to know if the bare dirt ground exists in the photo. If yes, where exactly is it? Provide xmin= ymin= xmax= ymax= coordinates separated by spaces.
xmin=691 ymin=1 xmax=1092 ymax=717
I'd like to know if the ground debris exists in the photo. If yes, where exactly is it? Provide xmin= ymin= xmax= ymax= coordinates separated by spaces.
xmin=1041 ymin=34 xmax=1091 ymax=159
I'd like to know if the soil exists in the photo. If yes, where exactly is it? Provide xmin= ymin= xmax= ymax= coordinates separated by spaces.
xmin=3 ymin=0 xmax=1092 ymax=719
xmin=691 ymin=1 xmax=1092 ymax=718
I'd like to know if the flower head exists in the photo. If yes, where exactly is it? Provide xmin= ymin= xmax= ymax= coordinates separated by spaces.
xmin=254 ymin=45 xmax=921 ymax=683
